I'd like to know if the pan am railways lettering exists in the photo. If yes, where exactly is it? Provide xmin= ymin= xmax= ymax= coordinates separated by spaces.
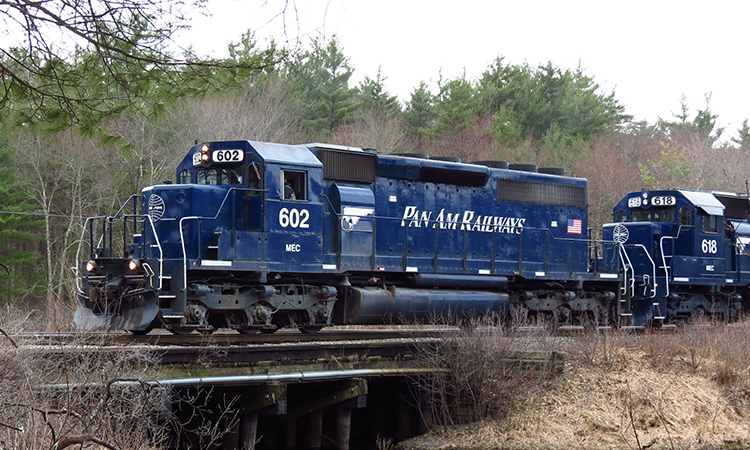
xmin=400 ymin=206 xmax=526 ymax=234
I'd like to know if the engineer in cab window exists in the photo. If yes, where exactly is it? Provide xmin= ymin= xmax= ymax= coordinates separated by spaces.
xmin=284 ymin=177 xmax=296 ymax=200
xmin=282 ymin=171 xmax=306 ymax=200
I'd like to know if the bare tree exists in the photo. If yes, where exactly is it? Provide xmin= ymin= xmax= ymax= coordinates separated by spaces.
xmin=0 ymin=0 xmax=282 ymax=127
xmin=332 ymin=109 xmax=409 ymax=153
xmin=190 ymin=74 xmax=308 ymax=143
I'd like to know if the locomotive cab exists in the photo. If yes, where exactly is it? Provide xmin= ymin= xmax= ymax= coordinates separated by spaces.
xmin=77 ymin=141 xmax=337 ymax=333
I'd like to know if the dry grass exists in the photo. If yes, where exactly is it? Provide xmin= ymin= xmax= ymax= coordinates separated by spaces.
xmin=0 ymin=305 xmax=169 ymax=450
xmin=401 ymin=319 xmax=750 ymax=450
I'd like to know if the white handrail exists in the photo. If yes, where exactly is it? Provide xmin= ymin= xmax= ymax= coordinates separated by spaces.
xmin=179 ymin=188 xmax=243 ymax=291
xmin=618 ymin=243 xmax=657 ymax=298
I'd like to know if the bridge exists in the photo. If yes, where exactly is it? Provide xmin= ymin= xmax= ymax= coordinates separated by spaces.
xmin=32 ymin=328 xmax=564 ymax=449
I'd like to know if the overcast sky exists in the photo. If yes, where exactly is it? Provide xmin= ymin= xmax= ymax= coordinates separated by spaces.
xmin=184 ymin=0 xmax=749 ymax=136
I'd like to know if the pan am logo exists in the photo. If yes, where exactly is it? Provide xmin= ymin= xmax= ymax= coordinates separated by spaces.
xmin=340 ymin=206 xmax=374 ymax=232
xmin=148 ymin=194 xmax=165 ymax=222
xmin=612 ymin=224 xmax=629 ymax=244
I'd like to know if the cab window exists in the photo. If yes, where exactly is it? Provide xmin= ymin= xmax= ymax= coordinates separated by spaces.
xmin=631 ymin=207 xmax=674 ymax=223
xmin=282 ymin=170 xmax=307 ymax=200
xmin=614 ymin=210 xmax=627 ymax=223
xmin=179 ymin=169 xmax=191 ymax=184
xmin=246 ymin=160 xmax=263 ymax=195
xmin=702 ymin=214 xmax=718 ymax=233
xmin=678 ymin=207 xmax=691 ymax=225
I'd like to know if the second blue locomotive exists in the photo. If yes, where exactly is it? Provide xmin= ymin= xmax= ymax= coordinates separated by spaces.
xmin=601 ymin=190 xmax=750 ymax=325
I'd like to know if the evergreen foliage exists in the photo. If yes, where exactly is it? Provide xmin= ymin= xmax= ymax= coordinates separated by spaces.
xmin=288 ymin=37 xmax=359 ymax=137
xmin=404 ymin=82 xmax=438 ymax=143
xmin=358 ymin=68 xmax=400 ymax=116
xmin=435 ymin=74 xmax=479 ymax=136
xmin=0 ymin=131 xmax=45 ymax=302
xmin=479 ymin=58 xmax=628 ymax=142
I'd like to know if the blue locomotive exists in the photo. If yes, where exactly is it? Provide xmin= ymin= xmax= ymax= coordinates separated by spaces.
xmin=74 ymin=139 xmax=749 ymax=333
xmin=601 ymin=190 xmax=749 ymax=325
xmin=74 ymin=140 xmax=626 ymax=334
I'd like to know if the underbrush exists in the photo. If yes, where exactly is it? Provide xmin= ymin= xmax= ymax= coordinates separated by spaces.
xmin=407 ymin=316 xmax=750 ymax=450
xmin=409 ymin=315 xmax=563 ymax=427
xmin=0 ymin=305 xmax=168 ymax=450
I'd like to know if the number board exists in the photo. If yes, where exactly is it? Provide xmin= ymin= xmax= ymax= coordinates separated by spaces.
xmin=651 ymin=196 xmax=676 ymax=206
xmin=212 ymin=149 xmax=244 ymax=163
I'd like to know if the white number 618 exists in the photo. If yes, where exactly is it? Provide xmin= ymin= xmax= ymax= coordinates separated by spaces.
xmin=701 ymin=239 xmax=717 ymax=254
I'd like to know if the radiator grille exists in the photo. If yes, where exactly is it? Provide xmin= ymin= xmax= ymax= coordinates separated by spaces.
xmin=317 ymin=149 xmax=376 ymax=183
xmin=498 ymin=179 xmax=586 ymax=208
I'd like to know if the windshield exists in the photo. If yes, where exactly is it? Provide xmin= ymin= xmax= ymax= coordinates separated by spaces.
xmin=631 ymin=207 xmax=675 ymax=223
xmin=196 ymin=167 xmax=243 ymax=185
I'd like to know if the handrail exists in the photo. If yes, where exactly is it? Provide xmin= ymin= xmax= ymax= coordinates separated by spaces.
xmin=73 ymin=216 xmax=106 ymax=292
xmin=632 ymin=243 xmax=657 ymax=298
xmin=143 ymin=214 xmax=165 ymax=290
xmin=73 ymin=213 xmax=167 ymax=291
xmin=375 ymin=212 xmax=600 ymax=276
xmin=618 ymin=244 xmax=635 ymax=297
xmin=180 ymin=187 xmax=247 ymax=291
xmin=658 ymin=225 xmax=686 ymax=297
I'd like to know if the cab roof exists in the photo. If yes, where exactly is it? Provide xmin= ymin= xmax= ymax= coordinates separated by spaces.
xmin=679 ymin=190 xmax=725 ymax=216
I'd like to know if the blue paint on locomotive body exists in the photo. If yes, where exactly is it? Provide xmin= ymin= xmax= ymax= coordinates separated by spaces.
xmin=160 ymin=141 xmax=595 ymax=281
xmin=364 ymin=157 xmax=591 ymax=279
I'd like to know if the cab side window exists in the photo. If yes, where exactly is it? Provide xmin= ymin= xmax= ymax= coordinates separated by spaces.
xmin=282 ymin=170 xmax=307 ymax=200
xmin=702 ymin=214 xmax=718 ymax=233
xmin=246 ymin=160 xmax=263 ymax=195
xmin=678 ymin=207 xmax=691 ymax=226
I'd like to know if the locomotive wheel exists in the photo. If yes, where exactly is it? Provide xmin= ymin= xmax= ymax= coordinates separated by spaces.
xmin=128 ymin=329 xmax=152 ymax=335
xmin=299 ymin=325 xmax=324 ymax=334
xmin=169 ymin=327 xmax=195 ymax=335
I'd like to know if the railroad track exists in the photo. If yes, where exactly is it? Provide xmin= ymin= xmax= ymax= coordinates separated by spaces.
xmin=17 ymin=326 xmax=462 ymax=347
xmin=16 ymin=323 xmax=677 ymax=348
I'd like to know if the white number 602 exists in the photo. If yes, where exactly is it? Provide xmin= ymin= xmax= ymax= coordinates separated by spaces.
xmin=279 ymin=208 xmax=310 ymax=229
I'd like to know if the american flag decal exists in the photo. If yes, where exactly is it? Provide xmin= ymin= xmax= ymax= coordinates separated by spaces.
xmin=567 ymin=219 xmax=582 ymax=234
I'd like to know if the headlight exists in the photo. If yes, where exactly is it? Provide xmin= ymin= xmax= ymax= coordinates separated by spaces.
xmin=85 ymin=261 xmax=98 ymax=273
xmin=128 ymin=259 xmax=140 ymax=271
xmin=200 ymin=143 xmax=210 ymax=163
